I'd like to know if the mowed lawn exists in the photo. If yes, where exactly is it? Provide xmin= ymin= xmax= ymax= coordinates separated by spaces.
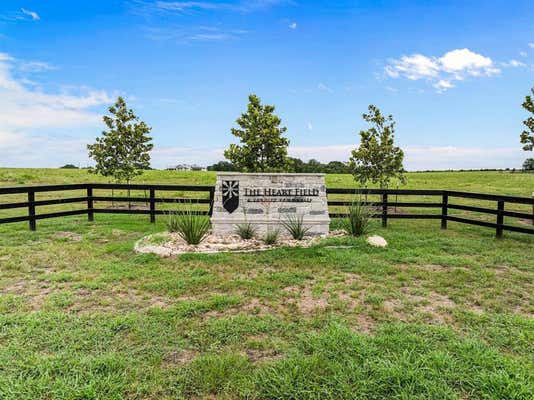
xmin=0 ymin=169 xmax=533 ymax=399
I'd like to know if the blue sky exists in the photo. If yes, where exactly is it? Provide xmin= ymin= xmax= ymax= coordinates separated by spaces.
xmin=0 ymin=0 xmax=533 ymax=170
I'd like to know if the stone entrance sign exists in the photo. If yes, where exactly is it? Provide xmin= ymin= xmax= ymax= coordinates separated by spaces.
xmin=211 ymin=173 xmax=330 ymax=236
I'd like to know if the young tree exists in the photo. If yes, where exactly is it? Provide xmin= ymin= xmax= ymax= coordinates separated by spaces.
xmin=520 ymin=87 xmax=534 ymax=151
xmin=349 ymin=105 xmax=405 ymax=188
xmin=88 ymin=97 xmax=153 ymax=185
xmin=224 ymin=94 xmax=289 ymax=172
xmin=523 ymin=158 xmax=534 ymax=171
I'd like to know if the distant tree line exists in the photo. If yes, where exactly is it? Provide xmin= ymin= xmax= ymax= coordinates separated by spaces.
xmin=207 ymin=158 xmax=351 ymax=174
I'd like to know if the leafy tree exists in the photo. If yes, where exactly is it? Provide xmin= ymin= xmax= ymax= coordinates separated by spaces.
xmin=87 ymin=97 xmax=153 ymax=185
xmin=303 ymin=159 xmax=323 ymax=173
xmin=523 ymin=158 xmax=534 ymax=171
xmin=325 ymin=161 xmax=351 ymax=174
xmin=207 ymin=161 xmax=239 ymax=171
xmin=520 ymin=87 xmax=534 ymax=151
xmin=349 ymin=105 xmax=405 ymax=188
xmin=224 ymin=94 xmax=289 ymax=172
xmin=60 ymin=164 xmax=78 ymax=169
xmin=287 ymin=157 xmax=305 ymax=173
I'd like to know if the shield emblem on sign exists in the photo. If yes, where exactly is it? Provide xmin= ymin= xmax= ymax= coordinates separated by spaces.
xmin=222 ymin=180 xmax=239 ymax=213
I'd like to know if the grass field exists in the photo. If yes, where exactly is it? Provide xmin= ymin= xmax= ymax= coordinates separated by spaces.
xmin=0 ymin=169 xmax=533 ymax=399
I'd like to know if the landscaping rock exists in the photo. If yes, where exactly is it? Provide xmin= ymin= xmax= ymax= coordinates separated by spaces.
xmin=134 ymin=230 xmax=345 ymax=257
xmin=367 ymin=235 xmax=387 ymax=247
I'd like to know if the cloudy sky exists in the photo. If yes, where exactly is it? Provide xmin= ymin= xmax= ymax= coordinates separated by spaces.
xmin=0 ymin=0 xmax=533 ymax=170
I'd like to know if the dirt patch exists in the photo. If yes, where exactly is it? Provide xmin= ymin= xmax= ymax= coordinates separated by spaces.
xmin=241 ymin=298 xmax=274 ymax=315
xmin=354 ymin=314 xmax=375 ymax=333
xmin=73 ymin=289 xmax=175 ymax=313
xmin=163 ymin=349 xmax=197 ymax=365
xmin=2 ymin=279 xmax=55 ymax=310
xmin=283 ymin=285 xmax=328 ymax=314
xmin=517 ymin=218 xmax=534 ymax=226
xmin=243 ymin=348 xmax=283 ymax=364
xmin=52 ymin=231 xmax=82 ymax=241
xmin=388 ymin=287 xmax=456 ymax=323
xmin=397 ymin=263 xmax=469 ymax=272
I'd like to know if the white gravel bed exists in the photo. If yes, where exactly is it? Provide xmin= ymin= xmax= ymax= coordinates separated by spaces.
xmin=134 ymin=230 xmax=346 ymax=256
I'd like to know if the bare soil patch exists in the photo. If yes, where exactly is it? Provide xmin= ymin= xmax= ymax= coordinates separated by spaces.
xmin=52 ymin=231 xmax=82 ymax=241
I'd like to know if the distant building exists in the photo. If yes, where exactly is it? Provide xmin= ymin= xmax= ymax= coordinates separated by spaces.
xmin=166 ymin=163 xmax=206 ymax=171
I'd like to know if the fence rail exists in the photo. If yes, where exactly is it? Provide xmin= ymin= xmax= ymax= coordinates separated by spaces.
xmin=0 ymin=184 xmax=533 ymax=238
xmin=325 ymin=188 xmax=534 ymax=237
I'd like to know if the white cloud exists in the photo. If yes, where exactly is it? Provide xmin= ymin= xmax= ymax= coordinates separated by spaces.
xmin=317 ymin=82 xmax=333 ymax=93
xmin=529 ymin=43 xmax=534 ymax=49
xmin=502 ymin=59 xmax=526 ymax=68
xmin=433 ymin=80 xmax=454 ymax=92
xmin=385 ymin=48 xmax=500 ymax=92
xmin=0 ymin=53 xmax=14 ymax=62
xmin=189 ymin=32 xmax=229 ymax=41
xmin=19 ymin=61 xmax=57 ymax=72
xmin=151 ymin=145 xmax=223 ymax=169
xmin=289 ymin=22 xmax=297 ymax=29
xmin=438 ymin=48 xmax=498 ymax=75
xmin=385 ymin=54 xmax=439 ymax=80
xmin=287 ymin=144 xmax=524 ymax=170
xmin=20 ymin=8 xmax=40 ymax=21
xmin=519 ymin=51 xmax=528 ymax=57
xmin=144 ymin=25 xmax=247 ymax=42
xmin=306 ymin=122 xmax=313 ymax=131
xmin=147 ymin=0 xmax=288 ymax=14
xmin=0 ymin=53 xmax=114 ymax=167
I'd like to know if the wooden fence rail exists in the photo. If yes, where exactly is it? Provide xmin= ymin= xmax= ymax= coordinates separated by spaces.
xmin=0 ymin=184 xmax=533 ymax=238
xmin=326 ymin=188 xmax=534 ymax=237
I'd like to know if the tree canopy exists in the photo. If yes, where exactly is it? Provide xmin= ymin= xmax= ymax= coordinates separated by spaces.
xmin=224 ymin=94 xmax=289 ymax=172
xmin=87 ymin=97 xmax=153 ymax=184
xmin=520 ymin=87 xmax=534 ymax=151
xmin=349 ymin=105 xmax=405 ymax=188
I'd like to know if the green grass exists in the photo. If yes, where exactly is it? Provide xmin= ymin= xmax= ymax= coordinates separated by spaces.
xmin=0 ymin=169 xmax=533 ymax=399
xmin=1 ymin=168 xmax=533 ymax=195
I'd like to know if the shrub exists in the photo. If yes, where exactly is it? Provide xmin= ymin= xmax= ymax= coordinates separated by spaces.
xmin=166 ymin=211 xmax=210 ymax=245
xmin=281 ymin=214 xmax=311 ymax=240
xmin=262 ymin=229 xmax=280 ymax=245
xmin=235 ymin=223 xmax=256 ymax=240
xmin=342 ymin=200 xmax=373 ymax=236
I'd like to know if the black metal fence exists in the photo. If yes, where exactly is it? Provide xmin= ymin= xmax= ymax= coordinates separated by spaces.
xmin=0 ymin=183 xmax=533 ymax=238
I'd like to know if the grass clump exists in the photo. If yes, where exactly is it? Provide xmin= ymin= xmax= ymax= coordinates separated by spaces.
xmin=235 ymin=223 xmax=256 ymax=240
xmin=166 ymin=211 xmax=210 ymax=245
xmin=262 ymin=229 xmax=280 ymax=245
xmin=342 ymin=199 xmax=373 ymax=236
xmin=281 ymin=214 xmax=311 ymax=240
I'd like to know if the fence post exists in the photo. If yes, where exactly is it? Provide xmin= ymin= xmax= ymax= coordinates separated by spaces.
xmin=381 ymin=193 xmax=388 ymax=228
xmin=149 ymin=189 xmax=156 ymax=223
xmin=441 ymin=192 xmax=448 ymax=229
xmin=531 ymin=192 xmax=533 ymax=226
xmin=208 ymin=187 xmax=215 ymax=216
xmin=496 ymin=199 xmax=504 ymax=238
xmin=87 ymin=186 xmax=94 ymax=222
xmin=28 ymin=190 xmax=36 ymax=231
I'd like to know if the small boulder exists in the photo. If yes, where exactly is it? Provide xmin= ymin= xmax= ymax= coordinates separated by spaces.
xmin=367 ymin=235 xmax=387 ymax=248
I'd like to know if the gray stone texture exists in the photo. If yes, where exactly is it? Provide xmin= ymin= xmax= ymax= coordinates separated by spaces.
xmin=211 ymin=173 xmax=330 ymax=236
